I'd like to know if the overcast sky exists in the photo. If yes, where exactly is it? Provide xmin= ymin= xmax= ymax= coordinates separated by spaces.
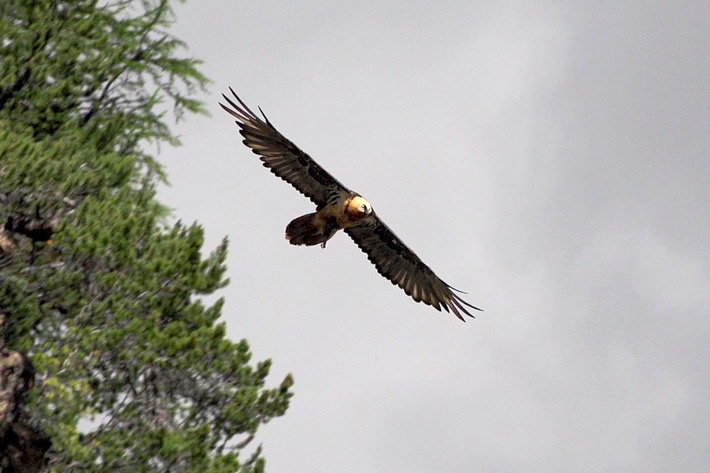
xmin=157 ymin=2 xmax=710 ymax=472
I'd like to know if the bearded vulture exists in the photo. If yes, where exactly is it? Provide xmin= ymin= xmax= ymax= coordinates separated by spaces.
xmin=220 ymin=88 xmax=482 ymax=320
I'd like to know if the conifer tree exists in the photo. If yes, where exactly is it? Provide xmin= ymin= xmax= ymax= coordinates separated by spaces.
xmin=0 ymin=1 xmax=293 ymax=471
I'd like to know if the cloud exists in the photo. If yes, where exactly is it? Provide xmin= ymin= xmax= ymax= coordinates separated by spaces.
xmin=159 ymin=1 xmax=710 ymax=472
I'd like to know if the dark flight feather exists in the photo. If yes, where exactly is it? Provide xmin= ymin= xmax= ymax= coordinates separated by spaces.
xmin=220 ymin=88 xmax=349 ymax=207
xmin=344 ymin=219 xmax=481 ymax=320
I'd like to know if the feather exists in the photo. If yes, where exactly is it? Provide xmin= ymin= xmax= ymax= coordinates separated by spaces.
xmin=345 ymin=217 xmax=482 ymax=320
xmin=220 ymin=88 xmax=349 ymax=206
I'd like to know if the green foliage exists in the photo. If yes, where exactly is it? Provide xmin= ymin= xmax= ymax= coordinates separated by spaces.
xmin=0 ymin=1 xmax=293 ymax=471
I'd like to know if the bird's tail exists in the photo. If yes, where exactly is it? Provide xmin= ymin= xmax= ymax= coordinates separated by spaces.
xmin=285 ymin=212 xmax=328 ymax=247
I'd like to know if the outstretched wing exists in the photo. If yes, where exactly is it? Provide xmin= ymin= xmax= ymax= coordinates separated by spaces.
xmin=220 ymin=88 xmax=350 ymax=207
xmin=345 ymin=216 xmax=482 ymax=321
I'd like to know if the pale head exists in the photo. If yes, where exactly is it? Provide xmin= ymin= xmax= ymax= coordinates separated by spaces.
xmin=345 ymin=195 xmax=373 ymax=221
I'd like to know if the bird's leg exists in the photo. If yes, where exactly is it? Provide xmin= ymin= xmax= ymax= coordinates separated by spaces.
xmin=320 ymin=217 xmax=338 ymax=249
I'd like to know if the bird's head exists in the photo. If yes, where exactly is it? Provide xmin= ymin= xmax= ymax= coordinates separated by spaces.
xmin=346 ymin=195 xmax=373 ymax=221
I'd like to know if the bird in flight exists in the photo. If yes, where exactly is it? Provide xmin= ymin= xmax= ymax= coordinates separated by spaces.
xmin=220 ymin=88 xmax=482 ymax=320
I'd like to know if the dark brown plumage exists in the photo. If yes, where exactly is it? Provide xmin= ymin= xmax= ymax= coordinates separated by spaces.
xmin=220 ymin=88 xmax=482 ymax=320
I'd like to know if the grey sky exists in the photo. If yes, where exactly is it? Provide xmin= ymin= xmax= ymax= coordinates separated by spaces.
xmin=157 ymin=1 xmax=709 ymax=472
